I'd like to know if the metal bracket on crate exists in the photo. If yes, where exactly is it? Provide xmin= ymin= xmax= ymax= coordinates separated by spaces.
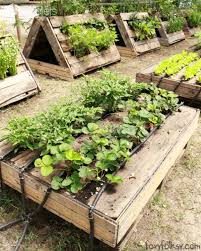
xmin=0 ymin=166 xmax=52 ymax=251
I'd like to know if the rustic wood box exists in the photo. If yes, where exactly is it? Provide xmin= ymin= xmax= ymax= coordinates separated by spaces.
xmin=0 ymin=49 xmax=40 ymax=109
xmin=0 ymin=106 xmax=198 ymax=249
xmin=157 ymin=21 xmax=185 ymax=46
xmin=183 ymin=19 xmax=201 ymax=37
xmin=23 ymin=14 xmax=121 ymax=80
xmin=109 ymin=12 xmax=160 ymax=58
xmin=136 ymin=60 xmax=201 ymax=103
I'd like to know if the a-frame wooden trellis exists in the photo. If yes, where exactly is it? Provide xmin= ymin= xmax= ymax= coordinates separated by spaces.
xmin=157 ymin=20 xmax=186 ymax=46
xmin=0 ymin=48 xmax=40 ymax=108
xmin=23 ymin=13 xmax=121 ymax=80
xmin=109 ymin=12 xmax=161 ymax=58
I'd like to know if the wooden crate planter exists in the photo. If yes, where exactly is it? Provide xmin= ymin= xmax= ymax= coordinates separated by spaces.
xmin=23 ymin=14 xmax=121 ymax=80
xmin=0 ymin=51 xmax=40 ymax=108
xmin=0 ymin=106 xmax=198 ymax=249
xmin=183 ymin=19 xmax=201 ymax=37
xmin=157 ymin=21 xmax=185 ymax=46
xmin=109 ymin=13 xmax=160 ymax=58
xmin=136 ymin=61 xmax=201 ymax=103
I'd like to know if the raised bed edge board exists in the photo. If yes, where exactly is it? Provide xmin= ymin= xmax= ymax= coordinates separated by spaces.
xmin=136 ymin=63 xmax=201 ymax=103
xmin=0 ymin=51 xmax=40 ymax=109
xmin=111 ymin=12 xmax=160 ymax=57
xmin=0 ymin=106 xmax=199 ymax=248
xmin=158 ymin=21 xmax=185 ymax=46
xmin=23 ymin=14 xmax=121 ymax=79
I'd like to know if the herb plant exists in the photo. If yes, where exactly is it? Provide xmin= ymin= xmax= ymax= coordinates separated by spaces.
xmin=186 ymin=9 xmax=201 ymax=28
xmin=128 ymin=15 xmax=161 ymax=41
xmin=166 ymin=15 xmax=185 ymax=34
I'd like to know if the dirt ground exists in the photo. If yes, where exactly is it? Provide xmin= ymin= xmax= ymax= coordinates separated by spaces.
xmin=1 ymin=36 xmax=201 ymax=251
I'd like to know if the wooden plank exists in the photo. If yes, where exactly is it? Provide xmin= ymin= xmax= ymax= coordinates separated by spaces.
xmin=134 ymin=37 xmax=160 ymax=54
xmin=27 ymin=59 xmax=73 ymax=81
xmin=0 ymin=71 xmax=38 ymax=108
xmin=0 ymin=161 xmax=118 ymax=247
xmin=49 ymin=13 xmax=106 ymax=28
xmin=88 ymin=106 xmax=199 ymax=219
xmin=23 ymin=17 xmax=42 ymax=58
xmin=38 ymin=17 xmax=69 ymax=68
xmin=68 ymin=45 xmax=120 ymax=76
xmin=117 ymin=46 xmax=136 ymax=58
xmin=0 ymin=140 xmax=14 ymax=159
xmin=119 ymin=12 xmax=148 ymax=21
xmin=116 ymin=106 xmax=199 ymax=243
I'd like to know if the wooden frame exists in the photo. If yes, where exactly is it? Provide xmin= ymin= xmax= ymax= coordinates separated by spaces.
xmin=0 ymin=49 xmax=40 ymax=109
xmin=23 ymin=14 xmax=121 ymax=80
xmin=0 ymin=106 xmax=199 ymax=249
xmin=183 ymin=19 xmax=201 ymax=37
xmin=136 ymin=60 xmax=201 ymax=103
xmin=157 ymin=20 xmax=185 ymax=46
xmin=109 ymin=12 xmax=160 ymax=58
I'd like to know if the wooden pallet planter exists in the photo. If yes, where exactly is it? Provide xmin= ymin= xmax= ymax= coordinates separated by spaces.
xmin=183 ymin=19 xmax=201 ymax=37
xmin=0 ymin=106 xmax=199 ymax=249
xmin=157 ymin=21 xmax=185 ymax=46
xmin=136 ymin=61 xmax=201 ymax=103
xmin=109 ymin=12 xmax=160 ymax=58
xmin=23 ymin=14 xmax=121 ymax=80
xmin=0 ymin=51 xmax=40 ymax=108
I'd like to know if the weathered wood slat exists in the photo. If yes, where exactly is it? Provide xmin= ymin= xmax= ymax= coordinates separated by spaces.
xmin=0 ymin=140 xmax=14 ymax=159
xmin=27 ymin=59 xmax=73 ymax=81
xmin=49 ymin=13 xmax=106 ymax=28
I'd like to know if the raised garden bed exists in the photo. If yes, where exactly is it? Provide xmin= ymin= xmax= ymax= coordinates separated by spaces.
xmin=0 ymin=105 xmax=199 ymax=249
xmin=0 ymin=70 xmax=199 ymax=249
xmin=183 ymin=19 xmax=200 ymax=37
xmin=0 ymin=35 xmax=40 ymax=108
xmin=136 ymin=51 xmax=201 ymax=103
xmin=23 ymin=13 xmax=120 ymax=80
xmin=109 ymin=12 xmax=160 ymax=57
xmin=157 ymin=20 xmax=185 ymax=46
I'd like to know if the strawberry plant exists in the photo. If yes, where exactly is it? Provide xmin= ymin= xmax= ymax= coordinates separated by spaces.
xmin=128 ymin=15 xmax=161 ymax=41
xmin=6 ymin=70 xmax=180 ymax=193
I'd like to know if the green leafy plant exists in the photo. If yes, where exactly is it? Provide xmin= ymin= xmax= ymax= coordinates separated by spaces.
xmin=61 ymin=19 xmax=117 ymax=57
xmin=195 ymin=31 xmax=201 ymax=48
xmin=154 ymin=51 xmax=198 ymax=76
xmin=166 ymin=15 xmax=185 ymax=34
xmin=0 ymin=35 xmax=19 ymax=79
xmin=184 ymin=58 xmax=201 ymax=80
xmin=186 ymin=9 xmax=201 ymax=28
xmin=128 ymin=15 xmax=161 ymax=41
